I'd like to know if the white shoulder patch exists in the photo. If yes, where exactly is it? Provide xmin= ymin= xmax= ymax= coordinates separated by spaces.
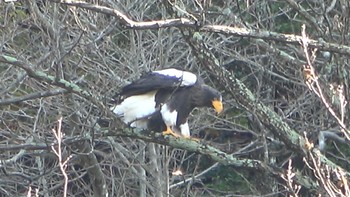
xmin=153 ymin=68 xmax=197 ymax=86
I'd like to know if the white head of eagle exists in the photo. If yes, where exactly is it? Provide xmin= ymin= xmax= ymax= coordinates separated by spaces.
xmin=111 ymin=68 xmax=223 ymax=138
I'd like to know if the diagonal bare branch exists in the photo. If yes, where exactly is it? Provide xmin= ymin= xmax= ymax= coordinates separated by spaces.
xmin=50 ymin=0 xmax=350 ymax=56
xmin=0 ymin=89 xmax=68 ymax=105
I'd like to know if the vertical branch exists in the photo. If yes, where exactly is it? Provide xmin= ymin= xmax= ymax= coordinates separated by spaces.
xmin=301 ymin=24 xmax=350 ymax=139
xmin=139 ymin=144 xmax=147 ymax=197
xmin=281 ymin=159 xmax=301 ymax=197
xmin=51 ymin=117 xmax=71 ymax=197
xmin=163 ymin=146 xmax=170 ymax=197
xmin=26 ymin=186 xmax=32 ymax=197
xmin=337 ymin=85 xmax=348 ymax=123
xmin=148 ymin=143 xmax=163 ymax=197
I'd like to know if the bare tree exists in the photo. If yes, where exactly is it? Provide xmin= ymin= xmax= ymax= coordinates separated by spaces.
xmin=0 ymin=0 xmax=350 ymax=196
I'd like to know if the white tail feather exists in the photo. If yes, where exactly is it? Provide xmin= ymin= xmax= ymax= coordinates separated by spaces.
xmin=111 ymin=91 xmax=157 ymax=127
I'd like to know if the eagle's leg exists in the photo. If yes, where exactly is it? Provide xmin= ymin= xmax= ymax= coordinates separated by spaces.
xmin=162 ymin=127 xmax=201 ymax=142
xmin=162 ymin=127 xmax=180 ymax=138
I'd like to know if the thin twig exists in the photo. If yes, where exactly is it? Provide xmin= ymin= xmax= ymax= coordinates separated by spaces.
xmin=0 ymin=89 xmax=68 ymax=105
xmin=51 ymin=117 xmax=71 ymax=197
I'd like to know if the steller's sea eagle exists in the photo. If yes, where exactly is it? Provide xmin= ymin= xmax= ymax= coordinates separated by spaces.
xmin=110 ymin=68 xmax=223 ymax=138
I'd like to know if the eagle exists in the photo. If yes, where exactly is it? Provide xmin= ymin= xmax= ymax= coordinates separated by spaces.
xmin=111 ymin=68 xmax=223 ymax=138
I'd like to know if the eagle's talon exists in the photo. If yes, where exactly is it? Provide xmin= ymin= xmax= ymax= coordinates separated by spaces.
xmin=162 ymin=127 xmax=180 ymax=138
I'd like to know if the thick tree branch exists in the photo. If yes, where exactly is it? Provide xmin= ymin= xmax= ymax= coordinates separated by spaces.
xmin=200 ymin=25 xmax=350 ymax=55
xmin=102 ymin=127 xmax=323 ymax=191
xmin=103 ymin=128 xmax=266 ymax=169
xmin=50 ymin=0 xmax=195 ymax=29
xmin=51 ymin=0 xmax=350 ymax=56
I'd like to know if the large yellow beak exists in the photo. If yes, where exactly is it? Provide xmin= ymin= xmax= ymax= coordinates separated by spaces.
xmin=212 ymin=100 xmax=223 ymax=114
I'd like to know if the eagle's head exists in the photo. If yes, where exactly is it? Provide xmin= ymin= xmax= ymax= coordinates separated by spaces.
xmin=193 ymin=85 xmax=223 ymax=114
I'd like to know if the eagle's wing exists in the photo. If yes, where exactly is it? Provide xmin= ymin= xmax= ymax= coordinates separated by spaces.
xmin=119 ymin=68 xmax=198 ymax=97
xmin=111 ymin=68 xmax=198 ymax=129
